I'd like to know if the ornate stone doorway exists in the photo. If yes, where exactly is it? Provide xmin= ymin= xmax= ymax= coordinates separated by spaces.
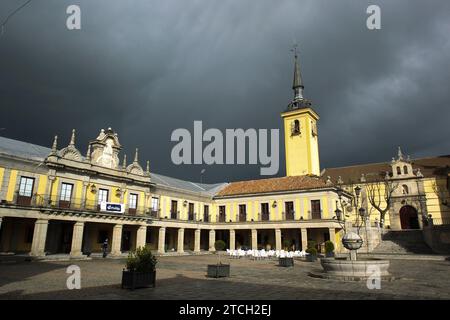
xmin=400 ymin=205 xmax=420 ymax=229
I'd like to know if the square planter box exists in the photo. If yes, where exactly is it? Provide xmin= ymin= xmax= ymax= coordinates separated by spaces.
xmin=307 ymin=255 xmax=317 ymax=262
xmin=279 ymin=257 xmax=294 ymax=267
xmin=121 ymin=270 xmax=156 ymax=290
xmin=207 ymin=264 xmax=230 ymax=278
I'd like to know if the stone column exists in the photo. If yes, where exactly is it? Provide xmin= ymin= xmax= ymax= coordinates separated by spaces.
xmin=158 ymin=227 xmax=166 ymax=254
xmin=70 ymin=222 xmax=84 ymax=257
xmin=30 ymin=219 xmax=49 ymax=257
xmin=251 ymin=229 xmax=258 ymax=250
xmin=301 ymin=228 xmax=308 ymax=251
xmin=229 ymin=229 xmax=235 ymax=250
xmin=275 ymin=228 xmax=281 ymax=251
xmin=177 ymin=228 xmax=185 ymax=253
xmin=209 ymin=229 xmax=216 ymax=252
xmin=111 ymin=224 xmax=123 ymax=256
xmin=136 ymin=225 xmax=147 ymax=249
xmin=194 ymin=229 xmax=201 ymax=253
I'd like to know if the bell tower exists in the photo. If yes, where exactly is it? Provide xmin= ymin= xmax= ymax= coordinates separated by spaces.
xmin=282 ymin=47 xmax=320 ymax=176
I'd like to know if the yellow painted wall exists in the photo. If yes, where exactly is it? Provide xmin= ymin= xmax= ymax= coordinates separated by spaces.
xmin=282 ymin=109 xmax=320 ymax=176
xmin=6 ymin=170 xmax=18 ymax=202
xmin=85 ymin=185 xmax=96 ymax=210
xmin=74 ymin=181 xmax=83 ymax=208
xmin=303 ymin=198 xmax=308 ymax=219
xmin=321 ymin=196 xmax=329 ymax=219
xmin=0 ymin=167 xmax=4 ymax=194
xmin=36 ymin=175 xmax=48 ymax=206
xmin=110 ymin=187 xmax=120 ymax=203
xmin=424 ymin=178 xmax=450 ymax=224
xmin=50 ymin=177 xmax=59 ymax=203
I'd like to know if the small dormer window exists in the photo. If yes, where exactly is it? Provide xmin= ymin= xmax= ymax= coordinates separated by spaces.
xmin=403 ymin=166 xmax=408 ymax=175
xmin=291 ymin=120 xmax=300 ymax=136
xmin=402 ymin=184 xmax=409 ymax=195
xmin=396 ymin=166 xmax=401 ymax=175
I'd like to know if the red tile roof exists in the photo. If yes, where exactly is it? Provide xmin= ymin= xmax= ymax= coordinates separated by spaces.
xmin=216 ymin=175 xmax=329 ymax=197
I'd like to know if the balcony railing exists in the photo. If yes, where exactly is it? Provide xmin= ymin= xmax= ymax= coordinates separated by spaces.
xmin=284 ymin=210 xmax=295 ymax=220
xmin=170 ymin=210 xmax=179 ymax=220
xmin=8 ymin=193 xmax=151 ymax=216
xmin=238 ymin=213 xmax=247 ymax=222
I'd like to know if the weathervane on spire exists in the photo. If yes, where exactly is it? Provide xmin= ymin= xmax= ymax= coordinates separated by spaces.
xmin=291 ymin=41 xmax=299 ymax=58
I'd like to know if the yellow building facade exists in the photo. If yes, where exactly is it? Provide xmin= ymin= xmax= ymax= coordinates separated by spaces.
xmin=0 ymin=127 xmax=345 ymax=257
xmin=0 ymin=54 xmax=449 ymax=259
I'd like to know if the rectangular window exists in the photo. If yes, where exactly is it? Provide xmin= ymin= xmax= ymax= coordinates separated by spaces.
xmin=151 ymin=197 xmax=159 ymax=212
xmin=171 ymin=200 xmax=178 ymax=219
xmin=59 ymin=182 xmax=73 ymax=208
xmin=188 ymin=203 xmax=195 ymax=221
xmin=17 ymin=176 xmax=35 ymax=206
xmin=129 ymin=193 xmax=138 ymax=209
xmin=128 ymin=193 xmax=138 ymax=215
xmin=311 ymin=200 xmax=321 ymax=219
xmin=98 ymin=189 xmax=109 ymax=204
xmin=239 ymin=204 xmax=246 ymax=222
xmin=203 ymin=205 xmax=209 ymax=222
xmin=285 ymin=201 xmax=294 ymax=220
xmin=261 ymin=203 xmax=269 ymax=221
xmin=60 ymin=183 xmax=73 ymax=202
xmin=18 ymin=177 xmax=34 ymax=197
xmin=219 ymin=205 xmax=226 ymax=222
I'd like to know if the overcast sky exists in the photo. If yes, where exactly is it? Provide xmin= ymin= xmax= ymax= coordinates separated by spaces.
xmin=0 ymin=0 xmax=449 ymax=183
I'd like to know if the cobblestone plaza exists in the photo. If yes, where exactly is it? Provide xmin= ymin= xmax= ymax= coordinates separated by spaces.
xmin=0 ymin=255 xmax=449 ymax=300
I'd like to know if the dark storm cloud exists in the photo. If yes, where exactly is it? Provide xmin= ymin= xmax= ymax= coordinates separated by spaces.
xmin=1 ymin=0 xmax=449 ymax=183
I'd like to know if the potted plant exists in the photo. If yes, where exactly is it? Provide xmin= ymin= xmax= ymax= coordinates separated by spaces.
xmin=283 ymin=239 xmax=291 ymax=251
xmin=324 ymin=240 xmax=335 ymax=258
xmin=306 ymin=247 xmax=318 ymax=262
xmin=122 ymin=246 xmax=157 ymax=290
xmin=279 ymin=255 xmax=294 ymax=267
xmin=207 ymin=240 xmax=230 ymax=278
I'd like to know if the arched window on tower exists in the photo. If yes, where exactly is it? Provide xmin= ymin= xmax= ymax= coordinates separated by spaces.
xmin=291 ymin=120 xmax=300 ymax=136
xmin=403 ymin=166 xmax=408 ymax=175
xmin=402 ymin=184 xmax=409 ymax=195
xmin=396 ymin=166 xmax=401 ymax=175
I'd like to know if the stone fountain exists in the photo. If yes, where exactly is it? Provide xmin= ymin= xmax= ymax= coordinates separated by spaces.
xmin=315 ymin=231 xmax=392 ymax=281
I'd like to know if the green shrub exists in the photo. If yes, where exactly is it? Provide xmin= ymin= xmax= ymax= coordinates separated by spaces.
xmin=307 ymin=240 xmax=317 ymax=250
xmin=325 ymin=240 xmax=335 ymax=253
xmin=283 ymin=240 xmax=291 ymax=249
xmin=306 ymin=247 xmax=317 ymax=256
xmin=214 ymin=240 xmax=226 ymax=251
xmin=126 ymin=246 xmax=157 ymax=272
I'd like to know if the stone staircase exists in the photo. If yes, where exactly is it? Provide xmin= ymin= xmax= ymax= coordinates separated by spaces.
xmin=373 ymin=230 xmax=433 ymax=254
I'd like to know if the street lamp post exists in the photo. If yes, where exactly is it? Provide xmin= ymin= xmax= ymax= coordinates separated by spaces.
xmin=334 ymin=186 xmax=366 ymax=261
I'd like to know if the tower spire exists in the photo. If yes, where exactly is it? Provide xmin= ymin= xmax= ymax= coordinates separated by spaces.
xmin=397 ymin=146 xmax=404 ymax=161
xmin=51 ymin=135 xmax=58 ymax=154
xmin=69 ymin=129 xmax=76 ymax=146
xmin=291 ymin=44 xmax=304 ymax=101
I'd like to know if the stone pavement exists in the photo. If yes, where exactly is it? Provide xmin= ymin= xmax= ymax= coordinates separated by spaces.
xmin=0 ymin=255 xmax=449 ymax=300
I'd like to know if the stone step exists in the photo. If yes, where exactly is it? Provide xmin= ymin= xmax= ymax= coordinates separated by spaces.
xmin=374 ymin=230 xmax=433 ymax=254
